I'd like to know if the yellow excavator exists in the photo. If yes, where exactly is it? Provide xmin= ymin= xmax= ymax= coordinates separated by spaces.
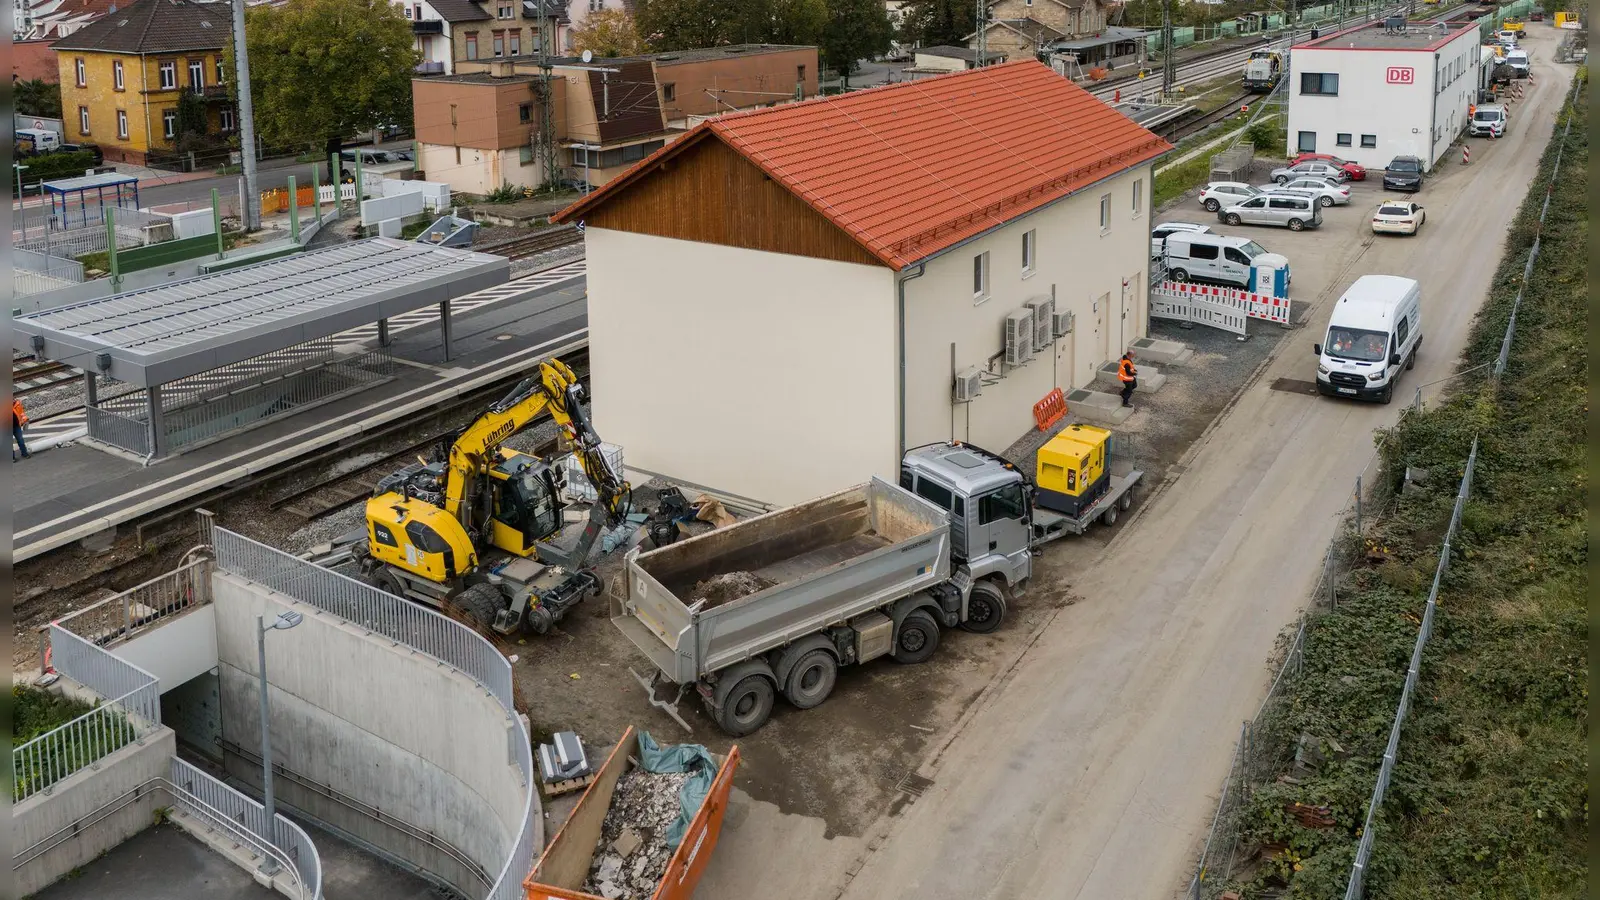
xmin=352 ymin=360 xmax=633 ymax=636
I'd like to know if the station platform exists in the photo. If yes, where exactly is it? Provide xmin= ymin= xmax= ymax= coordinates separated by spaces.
xmin=15 ymin=269 xmax=589 ymax=563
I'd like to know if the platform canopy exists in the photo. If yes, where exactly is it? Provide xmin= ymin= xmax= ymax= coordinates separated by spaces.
xmin=1049 ymin=26 xmax=1150 ymax=52
xmin=13 ymin=238 xmax=509 ymax=387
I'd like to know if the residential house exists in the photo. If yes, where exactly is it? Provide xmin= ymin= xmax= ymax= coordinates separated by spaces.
xmin=52 ymin=0 xmax=234 ymax=165
xmin=392 ymin=0 xmax=567 ymax=76
xmin=550 ymin=61 xmax=1170 ymax=505
xmin=561 ymin=0 xmax=630 ymax=52
xmin=417 ymin=43 xmax=818 ymax=194
xmin=912 ymin=45 xmax=1008 ymax=72
xmin=969 ymin=0 xmax=1145 ymax=69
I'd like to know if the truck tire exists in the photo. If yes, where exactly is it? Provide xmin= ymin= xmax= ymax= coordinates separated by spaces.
xmin=715 ymin=674 xmax=776 ymax=736
xmin=1101 ymin=505 xmax=1119 ymax=527
xmin=891 ymin=610 xmax=940 ymax=664
xmin=365 ymin=569 xmax=404 ymax=598
xmin=783 ymin=650 xmax=838 ymax=709
xmin=960 ymin=581 xmax=1007 ymax=635
xmin=456 ymin=583 xmax=504 ymax=632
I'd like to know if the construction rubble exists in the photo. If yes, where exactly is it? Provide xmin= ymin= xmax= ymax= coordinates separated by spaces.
xmin=690 ymin=571 xmax=776 ymax=608
xmin=581 ymin=767 xmax=694 ymax=900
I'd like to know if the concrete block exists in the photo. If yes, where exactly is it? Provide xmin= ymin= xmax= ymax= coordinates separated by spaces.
xmin=1064 ymin=388 xmax=1135 ymax=425
xmin=378 ymin=217 xmax=403 ymax=238
xmin=1096 ymin=360 xmax=1167 ymax=392
xmin=1127 ymin=336 xmax=1195 ymax=366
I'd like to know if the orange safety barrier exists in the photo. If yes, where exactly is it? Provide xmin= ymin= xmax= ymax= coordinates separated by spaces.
xmin=259 ymin=186 xmax=321 ymax=214
xmin=1033 ymin=387 xmax=1067 ymax=432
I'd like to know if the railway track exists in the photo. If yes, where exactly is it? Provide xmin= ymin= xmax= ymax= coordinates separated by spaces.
xmin=1156 ymin=90 xmax=1257 ymax=142
xmin=14 ymin=360 xmax=79 ymax=397
xmin=481 ymin=226 xmax=584 ymax=261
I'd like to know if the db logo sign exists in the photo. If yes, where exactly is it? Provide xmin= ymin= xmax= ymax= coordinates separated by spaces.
xmin=1386 ymin=66 xmax=1415 ymax=84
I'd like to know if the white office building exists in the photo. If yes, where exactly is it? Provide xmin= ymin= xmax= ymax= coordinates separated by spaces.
xmin=1288 ymin=19 xmax=1483 ymax=172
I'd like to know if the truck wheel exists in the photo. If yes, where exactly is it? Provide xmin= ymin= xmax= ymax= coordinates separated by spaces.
xmin=365 ymin=569 xmax=404 ymax=598
xmin=960 ymin=582 xmax=1007 ymax=635
xmin=1120 ymin=491 xmax=1134 ymax=511
xmin=891 ymin=610 xmax=941 ymax=664
xmin=456 ymin=583 xmax=504 ymax=632
xmin=1406 ymin=351 xmax=1417 ymax=371
xmin=716 ymin=675 xmax=776 ymax=736
xmin=783 ymin=650 xmax=838 ymax=709
xmin=1379 ymin=383 xmax=1394 ymax=405
xmin=1101 ymin=505 xmax=1119 ymax=527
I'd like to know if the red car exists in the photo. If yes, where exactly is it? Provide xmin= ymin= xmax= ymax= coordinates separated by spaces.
xmin=1289 ymin=152 xmax=1368 ymax=181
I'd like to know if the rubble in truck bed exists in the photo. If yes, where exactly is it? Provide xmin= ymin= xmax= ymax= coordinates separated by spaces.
xmin=688 ymin=571 xmax=777 ymax=608
xmin=581 ymin=768 xmax=694 ymax=900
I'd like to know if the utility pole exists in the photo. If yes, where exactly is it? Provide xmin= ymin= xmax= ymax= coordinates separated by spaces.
xmin=230 ymin=0 xmax=260 ymax=230
xmin=1161 ymin=0 xmax=1175 ymax=97
xmin=976 ymin=0 xmax=986 ymax=65
xmin=536 ymin=0 xmax=558 ymax=192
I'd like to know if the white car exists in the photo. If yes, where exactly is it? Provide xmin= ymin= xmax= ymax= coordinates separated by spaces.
xmin=1150 ymin=221 xmax=1212 ymax=257
xmin=1371 ymin=200 xmax=1426 ymax=235
xmin=1255 ymin=176 xmax=1350 ymax=207
xmin=1269 ymin=161 xmax=1349 ymax=185
xmin=1198 ymin=181 xmax=1261 ymax=213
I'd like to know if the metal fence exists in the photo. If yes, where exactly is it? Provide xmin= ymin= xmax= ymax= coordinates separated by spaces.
xmin=209 ymin=526 xmax=536 ymax=900
xmin=169 ymin=757 xmax=323 ymax=900
xmin=85 ymin=405 xmax=153 ymax=457
xmin=15 ymin=247 xmax=86 ymax=281
xmin=54 ymin=559 xmax=212 ymax=647
xmin=13 ymin=205 xmax=172 ymax=258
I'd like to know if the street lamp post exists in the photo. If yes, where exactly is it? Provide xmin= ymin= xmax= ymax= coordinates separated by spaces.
xmin=256 ymin=610 xmax=303 ymax=873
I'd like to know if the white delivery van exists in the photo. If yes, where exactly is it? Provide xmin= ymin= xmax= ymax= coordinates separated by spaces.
xmin=1163 ymin=233 xmax=1288 ymax=289
xmin=16 ymin=128 xmax=61 ymax=154
xmin=1504 ymin=49 xmax=1530 ymax=78
xmin=1313 ymin=274 xmax=1422 ymax=404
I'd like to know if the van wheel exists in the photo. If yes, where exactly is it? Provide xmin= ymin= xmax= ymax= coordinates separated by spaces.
xmin=1379 ymin=383 xmax=1394 ymax=405
xmin=1203 ymin=198 xmax=1221 ymax=212
xmin=1288 ymin=218 xmax=1306 ymax=231
xmin=1170 ymin=268 xmax=1190 ymax=282
xmin=1406 ymin=351 xmax=1416 ymax=371
xmin=715 ymin=674 xmax=776 ymax=736
xmin=960 ymin=582 xmax=1007 ymax=635
xmin=1225 ymin=213 xmax=1242 ymax=226
xmin=783 ymin=650 xmax=838 ymax=709
xmin=1319 ymin=195 xmax=1334 ymax=207
xmin=892 ymin=610 xmax=941 ymax=664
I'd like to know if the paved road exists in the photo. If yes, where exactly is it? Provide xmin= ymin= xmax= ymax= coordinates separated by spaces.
xmin=828 ymin=33 xmax=1574 ymax=900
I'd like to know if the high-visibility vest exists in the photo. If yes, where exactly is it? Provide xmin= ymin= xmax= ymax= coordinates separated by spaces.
xmin=1118 ymin=358 xmax=1136 ymax=382
xmin=12 ymin=399 xmax=26 ymax=426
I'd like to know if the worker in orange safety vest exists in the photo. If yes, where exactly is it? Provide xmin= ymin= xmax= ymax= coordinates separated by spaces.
xmin=1117 ymin=351 xmax=1138 ymax=409
xmin=12 ymin=397 xmax=30 ymax=460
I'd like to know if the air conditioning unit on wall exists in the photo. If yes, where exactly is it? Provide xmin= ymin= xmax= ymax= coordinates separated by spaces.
xmin=1052 ymin=309 xmax=1075 ymax=338
xmin=1004 ymin=309 xmax=1035 ymax=367
xmin=953 ymin=366 xmax=982 ymax=402
xmin=1025 ymin=297 xmax=1055 ymax=352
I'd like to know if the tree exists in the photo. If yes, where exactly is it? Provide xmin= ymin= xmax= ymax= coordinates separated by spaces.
xmin=229 ymin=0 xmax=417 ymax=155
xmin=821 ymin=0 xmax=893 ymax=83
xmin=899 ymin=0 xmax=972 ymax=48
xmin=15 ymin=78 xmax=62 ymax=118
xmin=635 ymin=0 xmax=747 ymax=50
xmin=757 ymin=0 xmax=827 ymax=45
xmin=571 ymin=9 xmax=648 ymax=56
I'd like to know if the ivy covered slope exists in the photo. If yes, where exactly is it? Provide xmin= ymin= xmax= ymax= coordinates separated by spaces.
xmin=1231 ymin=74 xmax=1589 ymax=899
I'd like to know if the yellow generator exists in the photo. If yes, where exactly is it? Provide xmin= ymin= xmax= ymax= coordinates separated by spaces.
xmin=1035 ymin=424 xmax=1111 ymax=518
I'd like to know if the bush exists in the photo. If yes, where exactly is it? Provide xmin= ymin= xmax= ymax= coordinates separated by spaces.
xmin=482 ymin=182 xmax=528 ymax=204
xmin=20 ymin=150 xmax=96 ymax=189
xmin=1245 ymin=118 xmax=1287 ymax=157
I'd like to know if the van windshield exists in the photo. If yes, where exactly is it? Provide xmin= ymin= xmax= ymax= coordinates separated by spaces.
xmin=1474 ymin=110 xmax=1500 ymax=121
xmin=1238 ymin=240 xmax=1267 ymax=260
xmin=1324 ymin=327 xmax=1388 ymax=363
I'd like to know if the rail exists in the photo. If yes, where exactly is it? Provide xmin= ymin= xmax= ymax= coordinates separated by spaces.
xmin=52 ymin=558 xmax=212 ymax=647
xmin=170 ymin=758 xmax=323 ymax=900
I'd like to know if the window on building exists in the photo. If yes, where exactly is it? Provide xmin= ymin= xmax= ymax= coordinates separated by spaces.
xmin=509 ymin=31 xmax=520 ymax=54
xmin=1335 ymin=132 xmax=1352 ymax=147
xmin=78 ymin=106 xmax=90 ymax=134
xmin=589 ymin=0 xmax=603 ymax=10
xmin=797 ymin=64 xmax=806 ymax=84
xmin=73 ymin=57 xmax=86 ymax=87
xmin=404 ymin=4 xmax=412 ymax=16
xmin=162 ymin=109 xmax=177 ymax=138
xmin=159 ymin=60 xmax=177 ymax=89
xmin=493 ymin=30 xmax=505 ymax=56
xmin=116 ymin=109 xmax=128 ymax=138
xmin=1131 ymin=178 xmax=1142 ymax=215
xmin=113 ymin=60 xmax=124 ymax=90
xmin=466 ymin=32 xmax=479 ymax=58
xmin=1022 ymin=229 xmax=1035 ymax=273
xmin=519 ymin=145 xmax=534 ymax=164
xmin=216 ymin=57 xmax=226 ymax=83
xmin=188 ymin=59 xmax=204 ymax=91
xmin=1299 ymin=72 xmax=1339 ymax=95
xmin=662 ymin=82 xmax=676 ymax=102
xmin=622 ymin=141 xmax=651 ymax=162
xmin=519 ymin=103 xmax=532 ymax=122
xmin=1297 ymin=131 xmax=1316 ymax=152
xmin=220 ymin=108 xmax=235 ymax=131
xmin=973 ymin=251 xmax=990 ymax=301
xmin=1360 ymin=134 xmax=1377 ymax=148
xmin=498 ymin=2 xmax=512 ymax=17
xmin=1099 ymin=193 xmax=1111 ymax=231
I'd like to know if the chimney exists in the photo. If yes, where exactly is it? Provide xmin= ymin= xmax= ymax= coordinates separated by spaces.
xmin=493 ymin=61 xmax=516 ymax=78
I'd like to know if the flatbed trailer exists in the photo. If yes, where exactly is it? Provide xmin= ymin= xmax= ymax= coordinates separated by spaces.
xmin=1029 ymin=467 xmax=1144 ymax=546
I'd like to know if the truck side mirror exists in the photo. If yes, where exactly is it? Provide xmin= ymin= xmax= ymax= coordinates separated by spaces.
xmin=1390 ymin=352 xmax=1402 ymax=366
xmin=1313 ymin=343 xmax=1322 ymax=355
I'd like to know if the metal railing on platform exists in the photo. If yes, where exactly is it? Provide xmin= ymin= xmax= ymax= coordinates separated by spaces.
xmin=53 ymin=559 xmax=212 ymax=647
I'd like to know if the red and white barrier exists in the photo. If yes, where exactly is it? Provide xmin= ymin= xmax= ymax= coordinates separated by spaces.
xmin=1158 ymin=280 xmax=1291 ymax=325
xmin=1463 ymin=145 xmax=1471 ymax=165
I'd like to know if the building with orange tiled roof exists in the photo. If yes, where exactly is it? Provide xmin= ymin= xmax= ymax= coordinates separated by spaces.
xmin=554 ymin=60 xmax=1171 ymax=505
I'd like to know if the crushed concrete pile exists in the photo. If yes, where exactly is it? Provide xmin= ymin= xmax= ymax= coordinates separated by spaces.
xmin=581 ymin=768 xmax=694 ymax=900
xmin=689 ymin=571 xmax=776 ymax=608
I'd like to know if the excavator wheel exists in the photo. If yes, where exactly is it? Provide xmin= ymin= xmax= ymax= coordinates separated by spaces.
xmin=456 ymin=583 xmax=506 ymax=633
xmin=364 ymin=569 xmax=404 ymax=598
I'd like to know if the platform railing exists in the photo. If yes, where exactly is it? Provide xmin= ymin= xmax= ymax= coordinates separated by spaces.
xmin=53 ymin=559 xmax=212 ymax=647
xmin=170 ymin=758 xmax=323 ymax=900
xmin=85 ymin=405 xmax=152 ymax=457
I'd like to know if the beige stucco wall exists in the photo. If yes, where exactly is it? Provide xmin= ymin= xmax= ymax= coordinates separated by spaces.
xmin=419 ymin=143 xmax=542 ymax=194
xmin=903 ymin=163 xmax=1153 ymax=454
xmin=585 ymin=227 xmax=898 ymax=505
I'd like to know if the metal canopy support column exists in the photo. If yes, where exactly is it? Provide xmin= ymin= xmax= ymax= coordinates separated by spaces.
xmin=439 ymin=299 xmax=453 ymax=362
xmin=377 ymin=318 xmax=390 ymax=347
xmin=146 ymin=384 xmax=166 ymax=458
xmin=84 ymin=370 xmax=98 ymax=407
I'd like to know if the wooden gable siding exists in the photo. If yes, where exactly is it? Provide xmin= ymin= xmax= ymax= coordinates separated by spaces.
xmin=579 ymin=136 xmax=887 ymax=269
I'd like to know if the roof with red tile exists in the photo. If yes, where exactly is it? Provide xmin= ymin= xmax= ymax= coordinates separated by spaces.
xmin=555 ymin=60 xmax=1171 ymax=270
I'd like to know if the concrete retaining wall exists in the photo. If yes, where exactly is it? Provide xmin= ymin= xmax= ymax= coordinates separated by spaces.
xmin=211 ymin=571 xmax=523 ymax=898
xmin=169 ymin=208 xmax=217 ymax=240
xmin=115 ymin=604 xmax=219 ymax=692
xmin=12 ymin=728 xmax=177 ymax=897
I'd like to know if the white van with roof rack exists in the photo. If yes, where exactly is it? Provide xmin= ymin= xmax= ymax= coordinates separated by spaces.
xmin=1313 ymin=275 xmax=1422 ymax=404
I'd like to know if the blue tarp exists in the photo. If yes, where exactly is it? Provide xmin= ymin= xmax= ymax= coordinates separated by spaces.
xmin=636 ymin=731 xmax=718 ymax=850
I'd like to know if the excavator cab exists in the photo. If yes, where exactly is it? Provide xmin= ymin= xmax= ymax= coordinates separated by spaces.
xmin=487 ymin=450 xmax=566 ymax=556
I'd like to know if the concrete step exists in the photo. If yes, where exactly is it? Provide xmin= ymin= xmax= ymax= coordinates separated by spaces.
xmin=1064 ymin=387 xmax=1135 ymax=425
xmin=1095 ymin=360 xmax=1167 ymax=392
xmin=1127 ymin=336 xmax=1194 ymax=366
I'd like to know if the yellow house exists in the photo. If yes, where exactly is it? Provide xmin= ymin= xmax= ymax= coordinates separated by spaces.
xmin=52 ymin=0 xmax=234 ymax=165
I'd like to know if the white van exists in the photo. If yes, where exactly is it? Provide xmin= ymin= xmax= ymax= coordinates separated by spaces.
xmin=1162 ymin=233 xmax=1287 ymax=289
xmin=15 ymin=128 xmax=60 ymax=154
xmin=1504 ymin=48 xmax=1530 ymax=78
xmin=1313 ymin=274 xmax=1422 ymax=404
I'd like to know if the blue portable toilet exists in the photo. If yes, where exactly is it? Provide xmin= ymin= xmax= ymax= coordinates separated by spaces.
xmin=1249 ymin=253 xmax=1290 ymax=298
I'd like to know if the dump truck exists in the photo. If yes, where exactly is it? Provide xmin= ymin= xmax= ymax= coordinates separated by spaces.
xmin=523 ymin=726 xmax=740 ymax=900
xmin=615 ymin=438 xmax=1142 ymax=736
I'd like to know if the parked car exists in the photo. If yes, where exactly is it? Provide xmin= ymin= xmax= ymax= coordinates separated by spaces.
xmin=1288 ymin=152 xmax=1368 ymax=180
xmin=1255 ymin=176 xmax=1350 ymax=206
xmin=1150 ymin=221 xmax=1212 ymax=257
xmin=1269 ymin=161 xmax=1349 ymax=185
xmin=1529 ymin=9 xmax=1544 ymax=20
xmin=1496 ymin=30 xmax=1519 ymax=46
xmin=1469 ymin=104 xmax=1509 ymax=137
xmin=58 ymin=142 xmax=103 ymax=166
xmin=1218 ymin=193 xmax=1324 ymax=231
xmin=1371 ymin=200 xmax=1425 ymax=235
xmin=1198 ymin=181 xmax=1261 ymax=212
xmin=1382 ymin=156 xmax=1424 ymax=192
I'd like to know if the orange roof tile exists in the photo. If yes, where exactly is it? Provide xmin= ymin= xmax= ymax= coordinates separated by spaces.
xmin=555 ymin=60 xmax=1172 ymax=270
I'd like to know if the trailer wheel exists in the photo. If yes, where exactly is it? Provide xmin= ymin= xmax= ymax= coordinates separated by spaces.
xmin=784 ymin=650 xmax=838 ymax=709
xmin=715 ymin=674 xmax=776 ymax=736
xmin=1120 ymin=491 xmax=1134 ymax=511
xmin=960 ymin=582 xmax=1007 ymax=635
xmin=892 ymin=610 xmax=941 ymax=664
xmin=1101 ymin=505 xmax=1119 ymax=527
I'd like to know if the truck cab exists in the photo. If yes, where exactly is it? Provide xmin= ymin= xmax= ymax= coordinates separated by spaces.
xmin=901 ymin=443 xmax=1034 ymax=592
